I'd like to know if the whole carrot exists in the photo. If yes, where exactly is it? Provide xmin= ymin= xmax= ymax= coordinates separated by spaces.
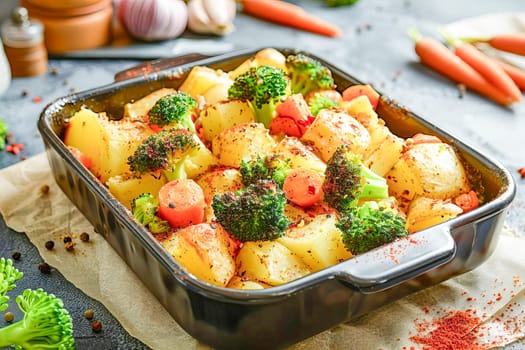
xmin=408 ymin=29 xmax=512 ymax=106
xmin=442 ymin=31 xmax=522 ymax=103
xmin=240 ymin=0 xmax=342 ymax=37
xmin=487 ymin=33 xmax=525 ymax=56
xmin=493 ymin=59 xmax=525 ymax=91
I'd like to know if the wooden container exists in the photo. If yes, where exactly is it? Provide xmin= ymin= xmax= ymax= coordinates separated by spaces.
xmin=20 ymin=0 xmax=113 ymax=54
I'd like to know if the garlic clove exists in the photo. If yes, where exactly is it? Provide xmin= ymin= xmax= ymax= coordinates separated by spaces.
xmin=187 ymin=0 xmax=236 ymax=36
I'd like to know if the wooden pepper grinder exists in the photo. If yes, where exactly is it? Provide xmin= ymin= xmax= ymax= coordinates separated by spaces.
xmin=1 ymin=6 xmax=47 ymax=77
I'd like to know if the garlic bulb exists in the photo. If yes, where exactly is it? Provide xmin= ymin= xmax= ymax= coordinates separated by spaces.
xmin=187 ymin=0 xmax=236 ymax=36
xmin=119 ymin=0 xmax=188 ymax=41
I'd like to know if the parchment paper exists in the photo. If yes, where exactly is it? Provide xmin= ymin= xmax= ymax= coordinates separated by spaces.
xmin=1 ymin=153 xmax=525 ymax=350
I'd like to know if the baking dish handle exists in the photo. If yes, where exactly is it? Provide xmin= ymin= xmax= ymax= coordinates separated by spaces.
xmin=333 ymin=226 xmax=456 ymax=293
xmin=114 ymin=53 xmax=210 ymax=82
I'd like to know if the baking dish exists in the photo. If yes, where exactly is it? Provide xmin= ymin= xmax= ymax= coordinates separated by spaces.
xmin=37 ymin=48 xmax=516 ymax=349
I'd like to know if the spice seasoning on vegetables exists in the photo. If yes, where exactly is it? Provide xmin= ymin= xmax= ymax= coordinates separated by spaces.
xmin=410 ymin=309 xmax=482 ymax=350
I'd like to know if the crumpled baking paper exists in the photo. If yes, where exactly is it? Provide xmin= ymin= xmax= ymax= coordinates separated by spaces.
xmin=1 ymin=153 xmax=525 ymax=350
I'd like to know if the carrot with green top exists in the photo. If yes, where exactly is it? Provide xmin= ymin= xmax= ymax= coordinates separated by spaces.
xmin=240 ymin=0 xmax=342 ymax=37
xmin=408 ymin=28 xmax=512 ymax=106
xmin=442 ymin=30 xmax=522 ymax=103
xmin=463 ymin=33 xmax=525 ymax=56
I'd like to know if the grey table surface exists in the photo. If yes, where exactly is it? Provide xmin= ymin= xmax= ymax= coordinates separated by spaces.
xmin=1 ymin=0 xmax=525 ymax=349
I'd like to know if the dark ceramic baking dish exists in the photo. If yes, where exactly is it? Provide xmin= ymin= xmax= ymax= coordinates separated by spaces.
xmin=37 ymin=48 xmax=516 ymax=349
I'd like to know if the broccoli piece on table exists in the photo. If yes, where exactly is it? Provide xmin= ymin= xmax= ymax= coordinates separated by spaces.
xmin=148 ymin=92 xmax=198 ymax=132
xmin=308 ymin=93 xmax=339 ymax=116
xmin=322 ymin=144 xmax=388 ymax=213
xmin=0 ymin=288 xmax=75 ymax=350
xmin=336 ymin=201 xmax=409 ymax=255
xmin=0 ymin=119 xmax=8 ymax=151
xmin=127 ymin=128 xmax=200 ymax=182
xmin=131 ymin=193 xmax=171 ymax=234
xmin=324 ymin=0 xmax=360 ymax=7
xmin=239 ymin=154 xmax=292 ymax=188
xmin=0 ymin=257 xmax=24 ymax=312
xmin=212 ymin=180 xmax=291 ymax=242
xmin=285 ymin=54 xmax=335 ymax=97
xmin=228 ymin=65 xmax=289 ymax=127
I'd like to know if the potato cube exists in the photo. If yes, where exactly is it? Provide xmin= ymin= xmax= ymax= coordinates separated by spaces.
xmin=275 ymin=136 xmax=326 ymax=174
xmin=199 ymin=99 xmax=255 ymax=142
xmin=301 ymin=109 xmax=371 ymax=162
xmin=229 ymin=48 xmax=287 ymax=79
xmin=236 ymin=241 xmax=311 ymax=286
xmin=363 ymin=124 xmax=405 ymax=176
xmin=63 ymin=108 xmax=153 ymax=183
xmin=212 ymin=122 xmax=277 ymax=168
xmin=278 ymin=214 xmax=352 ymax=272
xmin=406 ymin=197 xmax=463 ymax=233
xmin=179 ymin=66 xmax=232 ymax=101
xmin=162 ymin=223 xmax=236 ymax=287
xmin=107 ymin=172 xmax=166 ymax=210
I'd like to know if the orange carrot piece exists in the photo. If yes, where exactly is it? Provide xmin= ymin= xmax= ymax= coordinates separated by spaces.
xmin=341 ymin=84 xmax=380 ymax=110
xmin=241 ymin=0 xmax=342 ymax=37
xmin=452 ymin=42 xmax=522 ymax=102
xmin=453 ymin=190 xmax=479 ymax=213
xmin=283 ymin=168 xmax=324 ymax=207
xmin=493 ymin=59 xmax=525 ymax=91
xmin=158 ymin=179 xmax=206 ymax=229
xmin=488 ymin=33 xmax=525 ymax=56
xmin=409 ymin=30 xmax=512 ymax=106
xmin=67 ymin=145 xmax=93 ymax=169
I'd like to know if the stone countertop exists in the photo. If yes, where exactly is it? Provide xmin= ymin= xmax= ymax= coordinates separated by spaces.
xmin=1 ymin=0 xmax=524 ymax=349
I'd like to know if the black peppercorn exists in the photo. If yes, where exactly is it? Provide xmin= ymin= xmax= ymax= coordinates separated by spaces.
xmin=80 ymin=232 xmax=90 ymax=242
xmin=11 ymin=251 xmax=21 ymax=260
xmin=45 ymin=240 xmax=55 ymax=250
xmin=38 ymin=262 xmax=51 ymax=274
xmin=63 ymin=236 xmax=72 ymax=244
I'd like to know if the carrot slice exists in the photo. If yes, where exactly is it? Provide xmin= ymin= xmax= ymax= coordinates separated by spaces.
xmin=489 ymin=33 xmax=525 ymax=56
xmin=158 ymin=179 xmax=205 ymax=229
xmin=241 ymin=0 xmax=342 ymax=38
xmin=409 ymin=29 xmax=512 ymax=106
xmin=452 ymin=42 xmax=522 ymax=103
xmin=453 ymin=190 xmax=479 ymax=213
xmin=283 ymin=168 xmax=323 ymax=207
xmin=67 ymin=145 xmax=93 ymax=169
xmin=341 ymin=84 xmax=380 ymax=110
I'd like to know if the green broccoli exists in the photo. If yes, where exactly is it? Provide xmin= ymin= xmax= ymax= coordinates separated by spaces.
xmin=0 ymin=257 xmax=24 ymax=312
xmin=127 ymin=127 xmax=200 ymax=181
xmin=147 ymin=92 xmax=198 ymax=132
xmin=322 ymin=144 xmax=389 ymax=213
xmin=285 ymin=54 xmax=335 ymax=97
xmin=228 ymin=65 xmax=290 ymax=128
xmin=239 ymin=154 xmax=292 ymax=188
xmin=336 ymin=201 xmax=408 ymax=255
xmin=324 ymin=0 xmax=360 ymax=7
xmin=0 ymin=119 xmax=8 ymax=151
xmin=212 ymin=180 xmax=291 ymax=242
xmin=131 ymin=193 xmax=171 ymax=234
xmin=0 ymin=288 xmax=75 ymax=350
xmin=308 ymin=93 xmax=339 ymax=116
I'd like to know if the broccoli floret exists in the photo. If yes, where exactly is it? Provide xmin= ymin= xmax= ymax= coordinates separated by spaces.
xmin=285 ymin=54 xmax=335 ymax=97
xmin=131 ymin=193 xmax=171 ymax=234
xmin=0 ymin=258 xmax=24 ymax=312
xmin=0 ymin=119 xmax=8 ymax=151
xmin=127 ymin=128 xmax=200 ymax=181
xmin=308 ymin=93 xmax=339 ymax=116
xmin=0 ymin=288 xmax=75 ymax=350
xmin=239 ymin=154 xmax=292 ymax=188
xmin=228 ymin=65 xmax=289 ymax=127
xmin=322 ymin=144 xmax=388 ymax=213
xmin=324 ymin=0 xmax=359 ymax=7
xmin=147 ymin=92 xmax=198 ymax=132
xmin=212 ymin=180 xmax=291 ymax=242
xmin=336 ymin=201 xmax=408 ymax=255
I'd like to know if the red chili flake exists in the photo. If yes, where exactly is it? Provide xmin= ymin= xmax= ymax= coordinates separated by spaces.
xmin=32 ymin=96 xmax=42 ymax=103
xmin=307 ymin=185 xmax=316 ymax=195
xmin=518 ymin=168 xmax=525 ymax=178
xmin=410 ymin=310 xmax=482 ymax=350
xmin=5 ymin=143 xmax=25 ymax=155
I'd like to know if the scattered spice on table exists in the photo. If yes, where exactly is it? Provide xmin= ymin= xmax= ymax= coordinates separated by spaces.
xmin=91 ymin=320 xmax=102 ymax=333
xmin=38 ymin=262 xmax=51 ymax=274
xmin=64 ymin=241 xmax=75 ymax=252
xmin=5 ymin=142 xmax=24 ymax=155
xmin=457 ymin=83 xmax=466 ymax=98
xmin=84 ymin=309 xmax=94 ymax=320
xmin=21 ymin=89 xmax=28 ymax=97
xmin=40 ymin=184 xmax=50 ymax=195
xmin=80 ymin=232 xmax=90 ymax=242
xmin=518 ymin=167 xmax=525 ymax=178
xmin=44 ymin=240 xmax=55 ymax=250
xmin=11 ymin=251 xmax=21 ymax=261
xmin=32 ymin=96 xmax=42 ymax=103
xmin=4 ymin=312 xmax=14 ymax=322
xmin=410 ymin=309 xmax=483 ymax=350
